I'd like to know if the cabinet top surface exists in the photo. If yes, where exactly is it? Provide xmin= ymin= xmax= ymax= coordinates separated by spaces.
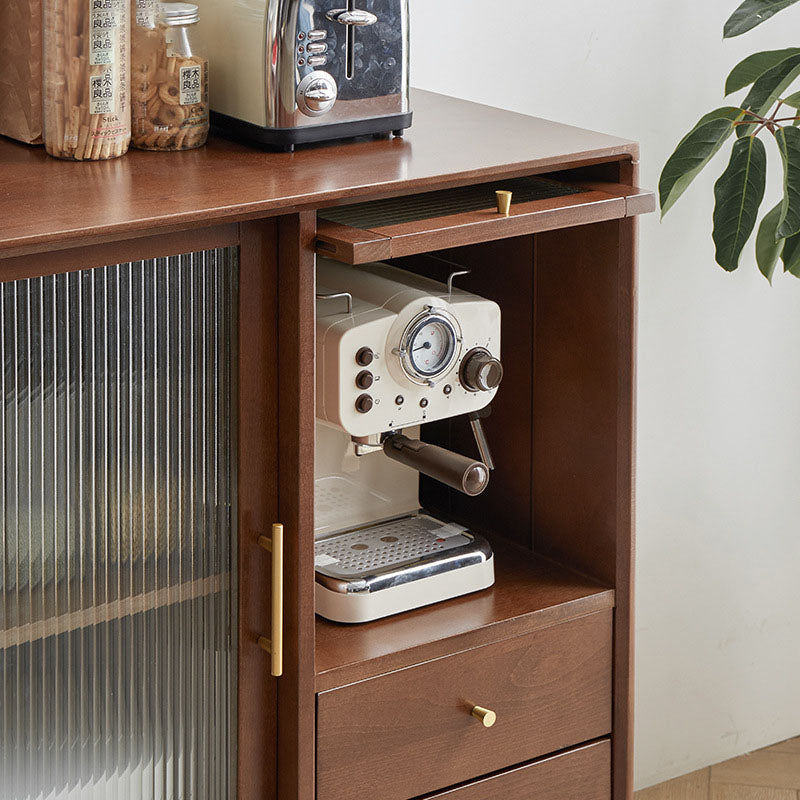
xmin=0 ymin=90 xmax=638 ymax=257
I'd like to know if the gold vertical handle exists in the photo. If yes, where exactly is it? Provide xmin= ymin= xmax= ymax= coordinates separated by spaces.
xmin=258 ymin=523 xmax=284 ymax=677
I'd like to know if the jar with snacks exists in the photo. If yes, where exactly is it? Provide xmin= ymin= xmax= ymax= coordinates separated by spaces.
xmin=43 ymin=0 xmax=131 ymax=160
xmin=131 ymin=2 xmax=209 ymax=151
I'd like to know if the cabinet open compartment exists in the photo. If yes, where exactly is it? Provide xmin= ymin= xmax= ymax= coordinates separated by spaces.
xmin=313 ymin=210 xmax=635 ymax=799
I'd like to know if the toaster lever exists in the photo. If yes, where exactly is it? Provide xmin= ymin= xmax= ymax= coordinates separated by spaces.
xmin=326 ymin=8 xmax=378 ymax=26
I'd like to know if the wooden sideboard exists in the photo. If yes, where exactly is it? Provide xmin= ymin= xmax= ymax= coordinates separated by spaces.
xmin=0 ymin=89 xmax=653 ymax=800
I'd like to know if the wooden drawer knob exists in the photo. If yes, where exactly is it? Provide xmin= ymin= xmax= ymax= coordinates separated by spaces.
xmin=470 ymin=705 xmax=497 ymax=728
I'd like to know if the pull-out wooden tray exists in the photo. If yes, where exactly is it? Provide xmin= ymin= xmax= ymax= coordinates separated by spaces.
xmin=316 ymin=175 xmax=654 ymax=264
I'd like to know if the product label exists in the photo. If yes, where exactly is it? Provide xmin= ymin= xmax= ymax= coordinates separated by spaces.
xmin=89 ymin=70 xmax=116 ymax=114
xmin=315 ymin=554 xmax=340 ymax=568
xmin=89 ymin=0 xmax=124 ymax=65
xmin=135 ymin=0 xmax=157 ymax=27
xmin=180 ymin=65 xmax=203 ymax=105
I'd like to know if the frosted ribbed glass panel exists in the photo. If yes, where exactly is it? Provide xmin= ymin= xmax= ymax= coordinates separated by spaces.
xmin=0 ymin=249 xmax=238 ymax=800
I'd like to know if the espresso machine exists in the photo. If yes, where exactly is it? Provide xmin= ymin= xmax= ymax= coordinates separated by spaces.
xmin=196 ymin=0 xmax=412 ymax=150
xmin=314 ymin=259 xmax=503 ymax=623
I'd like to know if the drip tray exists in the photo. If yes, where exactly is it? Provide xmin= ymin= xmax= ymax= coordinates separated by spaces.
xmin=314 ymin=513 xmax=495 ymax=624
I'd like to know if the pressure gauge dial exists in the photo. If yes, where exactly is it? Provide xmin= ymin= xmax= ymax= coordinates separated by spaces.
xmin=399 ymin=310 xmax=460 ymax=383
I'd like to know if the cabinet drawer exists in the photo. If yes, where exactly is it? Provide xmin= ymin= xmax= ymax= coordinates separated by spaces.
xmin=316 ymin=175 xmax=654 ymax=264
xmin=316 ymin=609 xmax=612 ymax=800
xmin=424 ymin=739 xmax=610 ymax=800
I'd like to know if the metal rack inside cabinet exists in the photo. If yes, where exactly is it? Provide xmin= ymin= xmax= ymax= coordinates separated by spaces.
xmin=0 ymin=89 xmax=653 ymax=800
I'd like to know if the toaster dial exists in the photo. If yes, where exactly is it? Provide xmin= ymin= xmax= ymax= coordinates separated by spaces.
xmin=297 ymin=71 xmax=338 ymax=117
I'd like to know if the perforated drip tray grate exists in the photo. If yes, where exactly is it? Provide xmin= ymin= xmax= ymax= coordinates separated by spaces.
xmin=319 ymin=175 xmax=584 ymax=230
xmin=314 ymin=513 xmax=493 ymax=595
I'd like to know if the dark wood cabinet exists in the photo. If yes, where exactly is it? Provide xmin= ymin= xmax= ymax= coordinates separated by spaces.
xmin=0 ymin=89 xmax=652 ymax=800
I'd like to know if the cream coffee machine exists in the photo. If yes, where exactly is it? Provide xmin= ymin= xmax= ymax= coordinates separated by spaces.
xmin=314 ymin=259 xmax=503 ymax=623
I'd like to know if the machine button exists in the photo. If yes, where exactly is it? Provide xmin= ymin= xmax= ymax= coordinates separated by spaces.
xmin=355 ymin=394 xmax=374 ymax=414
xmin=308 ymin=29 xmax=328 ymax=40
xmin=460 ymin=348 xmax=504 ymax=392
xmin=355 ymin=347 xmax=374 ymax=366
xmin=308 ymin=55 xmax=328 ymax=67
xmin=395 ymin=395 xmax=404 ymax=405
xmin=296 ymin=71 xmax=338 ymax=117
xmin=419 ymin=398 xmax=429 ymax=408
xmin=355 ymin=370 xmax=374 ymax=390
xmin=307 ymin=42 xmax=328 ymax=54
xmin=297 ymin=32 xmax=306 ymax=40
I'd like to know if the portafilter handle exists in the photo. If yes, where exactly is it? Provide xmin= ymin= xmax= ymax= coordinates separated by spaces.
xmin=383 ymin=435 xmax=490 ymax=497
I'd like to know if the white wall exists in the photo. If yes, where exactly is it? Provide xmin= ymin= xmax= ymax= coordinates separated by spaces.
xmin=409 ymin=0 xmax=800 ymax=790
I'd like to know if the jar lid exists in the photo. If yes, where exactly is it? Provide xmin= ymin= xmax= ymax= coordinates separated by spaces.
xmin=159 ymin=2 xmax=199 ymax=25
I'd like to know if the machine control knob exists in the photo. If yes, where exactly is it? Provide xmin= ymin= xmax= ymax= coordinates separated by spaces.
xmin=296 ymin=71 xmax=338 ymax=117
xmin=355 ymin=347 xmax=374 ymax=366
xmin=355 ymin=370 xmax=374 ymax=390
xmin=460 ymin=348 xmax=504 ymax=392
xmin=355 ymin=394 xmax=374 ymax=414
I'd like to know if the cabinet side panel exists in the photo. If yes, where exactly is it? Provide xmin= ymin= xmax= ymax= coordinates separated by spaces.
xmin=238 ymin=221 xmax=280 ymax=800
xmin=533 ymin=217 xmax=635 ymax=800
xmin=276 ymin=212 xmax=317 ymax=800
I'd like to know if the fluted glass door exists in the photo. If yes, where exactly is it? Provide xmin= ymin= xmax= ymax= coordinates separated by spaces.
xmin=0 ymin=248 xmax=238 ymax=800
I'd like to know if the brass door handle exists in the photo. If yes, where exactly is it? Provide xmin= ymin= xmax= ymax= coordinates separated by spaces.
xmin=257 ymin=523 xmax=284 ymax=677
xmin=470 ymin=706 xmax=497 ymax=728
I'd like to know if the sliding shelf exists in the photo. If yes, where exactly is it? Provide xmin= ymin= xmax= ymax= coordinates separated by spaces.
xmin=316 ymin=174 xmax=654 ymax=264
xmin=315 ymin=541 xmax=614 ymax=692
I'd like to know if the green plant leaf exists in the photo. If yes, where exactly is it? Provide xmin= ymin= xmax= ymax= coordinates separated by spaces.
xmin=713 ymin=136 xmax=767 ymax=271
xmin=739 ymin=52 xmax=800 ymax=132
xmin=782 ymin=90 xmax=800 ymax=107
xmin=726 ymin=49 xmax=800 ymax=95
xmin=781 ymin=228 xmax=800 ymax=274
xmin=774 ymin=126 xmax=800 ymax=238
xmin=660 ymin=108 xmax=745 ymax=216
xmin=756 ymin=203 xmax=785 ymax=281
xmin=724 ymin=0 xmax=800 ymax=38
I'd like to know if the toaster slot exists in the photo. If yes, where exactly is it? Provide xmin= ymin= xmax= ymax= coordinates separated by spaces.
xmin=316 ymin=174 xmax=654 ymax=264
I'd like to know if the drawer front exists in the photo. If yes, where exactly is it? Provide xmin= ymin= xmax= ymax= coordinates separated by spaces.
xmin=316 ymin=609 xmax=612 ymax=800
xmin=424 ymin=739 xmax=610 ymax=800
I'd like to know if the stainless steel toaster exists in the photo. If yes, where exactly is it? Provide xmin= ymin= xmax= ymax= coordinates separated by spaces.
xmin=196 ymin=0 xmax=412 ymax=150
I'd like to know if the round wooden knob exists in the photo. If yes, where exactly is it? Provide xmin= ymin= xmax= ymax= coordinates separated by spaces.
xmin=470 ymin=705 xmax=497 ymax=728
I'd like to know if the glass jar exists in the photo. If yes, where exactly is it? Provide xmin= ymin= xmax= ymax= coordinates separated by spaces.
xmin=131 ymin=1 xmax=209 ymax=151
xmin=43 ymin=0 xmax=131 ymax=160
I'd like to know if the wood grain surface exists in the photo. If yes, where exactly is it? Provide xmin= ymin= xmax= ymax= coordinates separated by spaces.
xmin=237 ymin=220 xmax=280 ymax=800
xmin=316 ymin=609 xmax=613 ymax=800
xmin=276 ymin=213 xmax=318 ymax=800
xmin=0 ymin=90 xmax=638 ymax=258
xmin=423 ymin=739 xmax=611 ymax=800
xmin=316 ymin=190 xmax=624 ymax=264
